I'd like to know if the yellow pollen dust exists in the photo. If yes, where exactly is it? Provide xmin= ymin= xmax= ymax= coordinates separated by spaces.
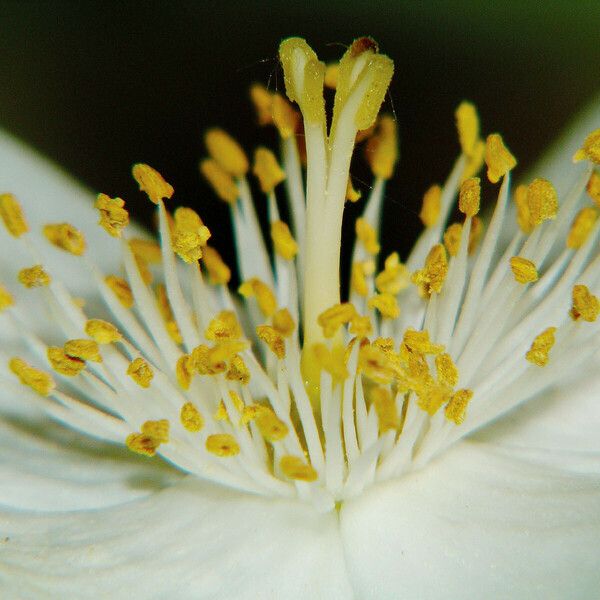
xmin=47 ymin=346 xmax=86 ymax=377
xmin=526 ymin=327 xmax=557 ymax=367
xmin=9 ymin=358 xmax=55 ymax=396
xmin=458 ymin=177 xmax=481 ymax=217
xmin=412 ymin=244 xmax=448 ymax=296
xmin=443 ymin=223 xmax=463 ymax=257
xmin=436 ymin=353 xmax=459 ymax=387
xmin=199 ymin=159 xmax=238 ymax=204
xmin=419 ymin=184 xmax=442 ymax=227
xmin=254 ymin=405 xmax=289 ymax=442
xmin=445 ymin=389 xmax=473 ymax=425
xmin=206 ymin=433 xmax=240 ymax=457
xmin=205 ymin=128 xmax=249 ymax=177
xmin=226 ymin=354 xmax=251 ymax=385
xmin=0 ymin=193 xmax=28 ymax=237
xmin=280 ymin=455 xmax=318 ymax=482
xmin=253 ymin=147 xmax=286 ymax=193
xmin=64 ymin=339 xmax=102 ymax=363
xmin=587 ymin=170 xmax=600 ymax=207
xmin=205 ymin=310 xmax=242 ymax=342
xmin=455 ymin=101 xmax=480 ymax=157
xmin=0 ymin=283 xmax=14 ymax=311
xmin=513 ymin=184 xmax=533 ymax=234
xmin=127 ymin=357 xmax=154 ymax=388
xmin=485 ymin=133 xmax=517 ymax=184
xmin=527 ymin=178 xmax=558 ymax=226
xmin=202 ymin=245 xmax=231 ymax=284
xmin=132 ymin=163 xmax=174 ymax=205
xmin=368 ymin=293 xmax=400 ymax=319
xmin=18 ymin=265 xmax=50 ymax=288
xmin=375 ymin=253 xmax=410 ymax=295
xmin=249 ymin=84 xmax=273 ymax=126
xmin=371 ymin=386 xmax=399 ymax=433
xmin=256 ymin=325 xmax=286 ymax=359
xmin=570 ymin=284 xmax=599 ymax=322
xmin=43 ymin=223 xmax=86 ymax=256
xmin=355 ymin=218 xmax=380 ymax=255
xmin=85 ymin=319 xmax=122 ymax=344
xmin=180 ymin=402 xmax=204 ymax=432
xmin=238 ymin=278 xmax=277 ymax=317
xmin=272 ymin=307 xmax=296 ymax=337
xmin=105 ymin=275 xmax=134 ymax=308
xmin=318 ymin=302 xmax=357 ymax=338
xmin=510 ymin=256 xmax=539 ymax=284
xmin=365 ymin=115 xmax=398 ymax=180
xmin=176 ymin=354 xmax=194 ymax=390
xmin=312 ymin=343 xmax=349 ymax=382
xmin=95 ymin=193 xmax=129 ymax=237
xmin=271 ymin=220 xmax=298 ymax=260
xmin=573 ymin=128 xmax=600 ymax=165
xmin=567 ymin=207 xmax=598 ymax=249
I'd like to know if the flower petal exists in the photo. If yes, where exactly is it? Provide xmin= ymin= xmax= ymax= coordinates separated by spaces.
xmin=0 ymin=478 xmax=353 ymax=599
xmin=340 ymin=441 xmax=600 ymax=599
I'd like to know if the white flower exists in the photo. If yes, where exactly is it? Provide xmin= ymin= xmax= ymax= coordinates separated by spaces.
xmin=0 ymin=37 xmax=599 ymax=599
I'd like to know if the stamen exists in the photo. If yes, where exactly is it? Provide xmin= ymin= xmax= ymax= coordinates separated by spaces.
xmin=0 ymin=283 xmax=15 ymax=310
xmin=95 ymin=193 xmax=129 ymax=237
xmin=419 ymin=184 xmax=442 ymax=227
xmin=572 ymin=128 xmax=600 ymax=164
xmin=570 ymin=284 xmax=599 ymax=322
xmin=253 ymin=147 xmax=286 ymax=193
xmin=105 ymin=275 xmax=134 ymax=308
xmin=18 ymin=265 xmax=51 ymax=288
xmin=367 ymin=293 xmax=400 ymax=319
xmin=525 ymin=327 xmax=557 ymax=366
xmin=375 ymin=253 xmax=409 ymax=295
xmin=510 ymin=256 xmax=539 ymax=284
xmin=9 ymin=358 xmax=55 ymax=396
xmin=132 ymin=163 xmax=174 ymax=205
xmin=566 ymin=207 xmax=598 ymax=249
xmin=64 ymin=339 xmax=102 ymax=363
xmin=526 ymin=178 xmax=558 ymax=226
xmin=271 ymin=221 xmax=298 ymax=259
xmin=127 ymin=357 xmax=154 ymax=388
xmin=365 ymin=115 xmax=398 ymax=180
xmin=318 ymin=303 xmax=357 ymax=338
xmin=444 ymin=389 xmax=473 ymax=424
xmin=238 ymin=278 xmax=277 ymax=317
xmin=587 ymin=170 xmax=600 ymax=206
xmin=202 ymin=246 xmax=231 ymax=284
xmin=43 ymin=223 xmax=86 ymax=255
xmin=205 ymin=433 xmax=240 ymax=457
xmin=455 ymin=101 xmax=480 ymax=157
xmin=256 ymin=325 xmax=286 ymax=359
xmin=0 ymin=193 xmax=28 ymax=237
xmin=485 ymin=133 xmax=517 ymax=183
xmin=47 ymin=347 xmax=86 ymax=376
xmin=458 ymin=177 xmax=481 ymax=217
xmin=200 ymin=159 xmax=239 ymax=204
xmin=412 ymin=244 xmax=448 ymax=296
xmin=280 ymin=455 xmax=318 ymax=482
xmin=85 ymin=319 xmax=122 ymax=344
xmin=205 ymin=128 xmax=249 ymax=177
xmin=355 ymin=218 xmax=380 ymax=255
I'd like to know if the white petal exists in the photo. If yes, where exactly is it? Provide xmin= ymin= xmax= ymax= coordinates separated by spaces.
xmin=340 ymin=441 xmax=600 ymax=600
xmin=0 ymin=478 xmax=353 ymax=600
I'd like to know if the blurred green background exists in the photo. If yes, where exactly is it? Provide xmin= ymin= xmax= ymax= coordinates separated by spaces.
xmin=1 ymin=0 xmax=599 ymax=268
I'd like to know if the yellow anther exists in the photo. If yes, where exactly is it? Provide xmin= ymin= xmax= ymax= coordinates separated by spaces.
xmin=445 ymin=389 xmax=473 ymax=425
xmin=200 ymin=246 xmax=230 ymax=285
xmin=95 ymin=193 xmax=129 ymax=237
xmin=256 ymin=325 xmax=286 ymax=359
xmin=455 ymin=101 xmax=480 ymax=157
xmin=155 ymin=284 xmax=182 ymax=344
xmin=510 ymin=256 xmax=539 ymax=284
xmin=253 ymin=147 xmax=286 ymax=193
xmin=254 ymin=405 xmax=289 ymax=442
xmin=199 ymin=158 xmax=239 ymax=204
xmin=573 ymin=128 xmax=600 ymax=165
xmin=371 ymin=386 xmax=399 ymax=433
xmin=141 ymin=419 xmax=169 ymax=444
xmin=272 ymin=308 xmax=296 ymax=337
xmin=373 ymin=337 xmax=395 ymax=353
xmin=312 ymin=343 xmax=349 ymax=381
xmin=127 ymin=357 xmax=154 ymax=388
xmin=567 ymin=207 xmax=598 ymax=249
xmin=126 ymin=433 xmax=160 ymax=457
xmin=351 ymin=261 xmax=372 ymax=297
xmin=416 ymin=383 xmax=452 ymax=417
xmin=43 ymin=223 xmax=86 ymax=256
xmin=368 ymin=293 xmax=400 ymax=319
xmin=132 ymin=163 xmax=174 ymax=205
xmin=317 ymin=302 xmax=357 ymax=338
xmin=458 ymin=177 xmax=481 ymax=217
xmin=358 ymin=343 xmax=397 ymax=385
xmin=205 ymin=128 xmax=249 ymax=177
xmin=324 ymin=62 xmax=340 ymax=89
xmin=238 ymin=278 xmax=277 ymax=317
xmin=64 ymin=339 xmax=102 ymax=363
xmin=513 ymin=184 xmax=533 ymax=234
xmin=0 ymin=193 xmax=28 ymax=237
xmin=18 ymin=265 xmax=50 ymax=288
xmin=129 ymin=238 xmax=162 ymax=264
xmin=346 ymin=178 xmax=362 ymax=203
xmin=205 ymin=310 xmax=242 ymax=342
xmin=411 ymin=244 xmax=448 ymax=296
xmin=587 ymin=170 xmax=600 ymax=207
xmin=47 ymin=346 xmax=86 ymax=377
xmin=402 ymin=328 xmax=444 ymax=355
xmin=375 ymin=253 xmax=410 ymax=295
xmin=467 ymin=216 xmax=484 ymax=255
xmin=527 ymin=178 xmax=558 ymax=226
xmin=180 ymin=402 xmax=204 ymax=432
xmin=250 ymin=83 xmax=273 ymax=126
xmin=171 ymin=207 xmax=211 ymax=263
xmin=226 ymin=354 xmax=251 ymax=385
xmin=355 ymin=218 xmax=380 ymax=255
xmin=435 ymin=353 xmax=459 ymax=387
xmin=419 ymin=184 xmax=442 ymax=227
xmin=570 ymin=284 xmax=599 ymax=322
xmin=280 ymin=455 xmax=318 ymax=482
xmin=461 ymin=139 xmax=486 ymax=182
xmin=135 ymin=254 xmax=154 ymax=285
xmin=191 ymin=344 xmax=222 ymax=375
xmin=271 ymin=220 xmax=298 ymax=260
xmin=105 ymin=275 xmax=134 ymax=308
xmin=9 ymin=358 xmax=55 ymax=396
xmin=214 ymin=400 xmax=229 ymax=422
xmin=272 ymin=93 xmax=299 ymax=139
xmin=485 ymin=133 xmax=517 ymax=184
xmin=229 ymin=390 xmax=245 ymax=413
xmin=365 ymin=115 xmax=398 ymax=180
xmin=176 ymin=354 xmax=194 ymax=390
xmin=85 ymin=319 xmax=122 ymax=344
xmin=349 ymin=315 xmax=373 ymax=339
xmin=206 ymin=433 xmax=240 ymax=457
xmin=443 ymin=223 xmax=463 ymax=257
xmin=525 ymin=327 xmax=557 ymax=367
xmin=240 ymin=404 xmax=261 ymax=425
xmin=0 ymin=283 xmax=14 ymax=311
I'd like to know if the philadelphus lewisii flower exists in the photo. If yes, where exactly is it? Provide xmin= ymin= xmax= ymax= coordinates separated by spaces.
xmin=0 ymin=36 xmax=599 ymax=599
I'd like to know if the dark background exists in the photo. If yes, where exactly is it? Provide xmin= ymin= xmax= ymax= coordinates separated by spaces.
xmin=1 ymin=1 xmax=599 ymax=276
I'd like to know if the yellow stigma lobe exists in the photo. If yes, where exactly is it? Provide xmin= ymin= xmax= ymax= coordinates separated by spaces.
xmin=458 ymin=177 xmax=481 ymax=217
xmin=510 ymin=256 xmax=539 ymax=284
xmin=200 ymin=159 xmax=238 ymax=204
xmin=317 ymin=303 xmax=357 ymax=338
xmin=18 ymin=265 xmax=51 ymax=288
xmin=567 ymin=207 xmax=598 ymax=249
xmin=355 ymin=218 xmax=380 ymax=255
xmin=180 ymin=402 xmax=204 ymax=432
xmin=105 ymin=275 xmax=134 ymax=308
xmin=570 ymin=284 xmax=599 ymax=322
xmin=412 ymin=244 xmax=448 ymax=296
xmin=43 ymin=223 xmax=86 ymax=256
xmin=127 ymin=357 xmax=154 ymax=388
xmin=271 ymin=220 xmax=298 ymax=259
xmin=85 ymin=319 xmax=122 ymax=344
xmin=0 ymin=283 xmax=14 ymax=311
xmin=253 ymin=147 xmax=286 ymax=193
xmin=205 ymin=128 xmax=249 ymax=177
xmin=206 ymin=433 xmax=240 ymax=457
xmin=587 ymin=170 xmax=600 ymax=207
xmin=573 ymin=128 xmax=600 ymax=164
xmin=64 ymin=339 xmax=102 ymax=363
xmin=132 ymin=163 xmax=173 ymax=205
xmin=0 ymin=193 xmax=28 ymax=237
xmin=419 ymin=184 xmax=442 ymax=227
xmin=47 ymin=347 xmax=86 ymax=377
xmin=280 ymin=455 xmax=318 ymax=482
xmin=9 ymin=358 xmax=55 ymax=396
xmin=485 ymin=133 xmax=517 ymax=184
xmin=238 ymin=278 xmax=277 ymax=317
xmin=202 ymin=246 xmax=231 ymax=284
xmin=526 ymin=327 xmax=557 ymax=366
xmin=95 ymin=194 xmax=129 ymax=237
xmin=256 ymin=325 xmax=286 ymax=359
xmin=365 ymin=115 xmax=398 ymax=180
xmin=455 ymin=101 xmax=480 ymax=157
xmin=368 ymin=293 xmax=400 ymax=319
xmin=445 ymin=389 xmax=473 ymax=425
xmin=527 ymin=178 xmax=558 ymax=226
